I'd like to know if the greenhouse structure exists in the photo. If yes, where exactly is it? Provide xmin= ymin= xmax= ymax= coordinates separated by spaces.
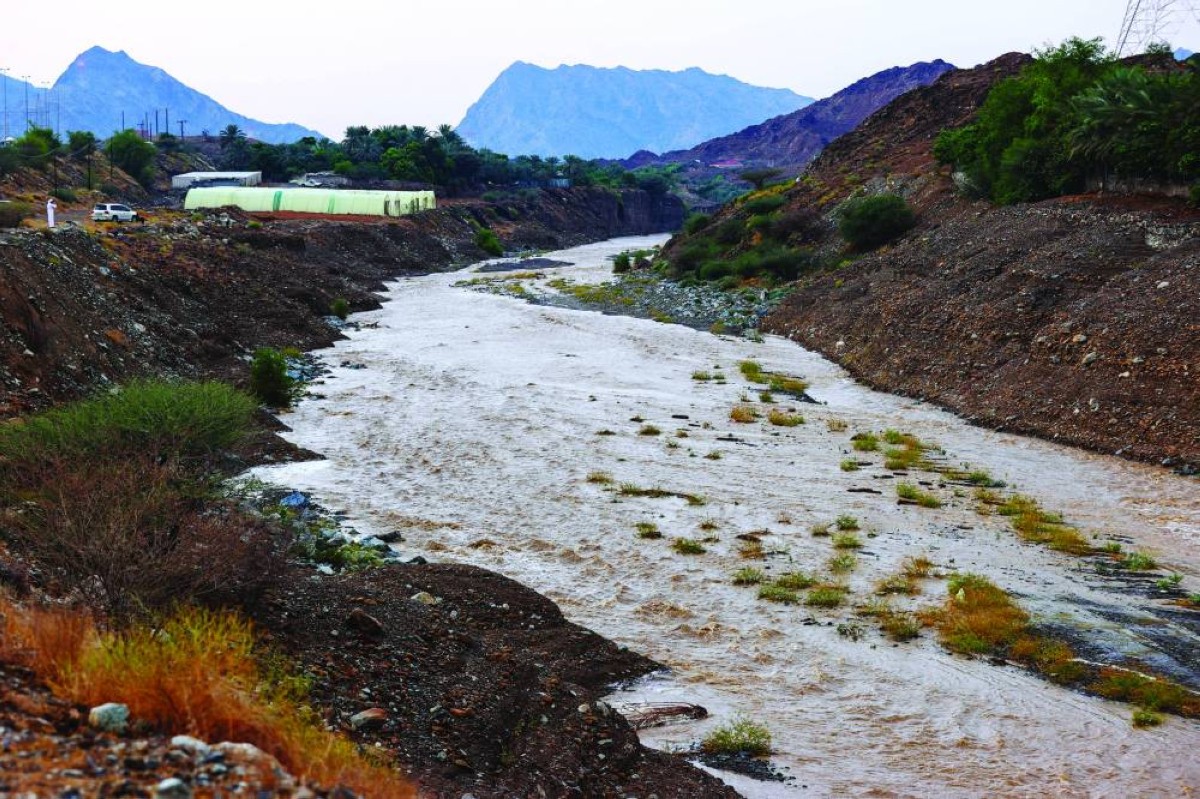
xmin=183 ymin=187 xmax=436 ymax=217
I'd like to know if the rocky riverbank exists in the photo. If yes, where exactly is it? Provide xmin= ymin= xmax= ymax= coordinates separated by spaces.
xmin=0 ymin=189 xmax=753 ymax=798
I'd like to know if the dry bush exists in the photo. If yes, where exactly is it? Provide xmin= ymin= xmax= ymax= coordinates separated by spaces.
xmin=3 ymin=453 xmax=287 ymax=623
xmin=2 ymin=599 xmax=414 ymax=797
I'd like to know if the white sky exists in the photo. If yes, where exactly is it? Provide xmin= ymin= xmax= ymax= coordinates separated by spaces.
xmin=1 ymin=0 xmax=1195 ymax=139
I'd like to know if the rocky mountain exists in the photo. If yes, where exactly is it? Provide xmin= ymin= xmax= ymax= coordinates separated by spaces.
xmin=456 ymin=62 xmax=813 ymax=159
xmin=4 ymin=47 xmax=320 ymax=144
xmin=625 ymin=60 xmax=955 ymax=171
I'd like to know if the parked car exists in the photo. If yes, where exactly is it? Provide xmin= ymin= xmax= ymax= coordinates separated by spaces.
xmin=92 ymin=203 xmax=140 ymax=222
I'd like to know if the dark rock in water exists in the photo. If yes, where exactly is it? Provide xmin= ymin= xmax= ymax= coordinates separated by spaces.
xmin=404 ymin=555 xmax=429 ymax=566
xmin=376 ymin=530 xmax=404 ymax=543
xmin=694 ymin=751 xmax=789 ymax=782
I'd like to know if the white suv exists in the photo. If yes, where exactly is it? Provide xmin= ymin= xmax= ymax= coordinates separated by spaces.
xmin=92 ymin=203 xmax=140 ymax=222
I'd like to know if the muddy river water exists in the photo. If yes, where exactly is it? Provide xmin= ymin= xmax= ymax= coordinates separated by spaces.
xmin=255 ymin=236 xmax=1200 ymax=798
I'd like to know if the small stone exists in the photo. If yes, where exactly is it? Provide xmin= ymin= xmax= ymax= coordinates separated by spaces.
xmin=410 ymin=591 xmax=439 ymax=605
xmin=154 ymin=777 xmax=192 ymax=799
xmin=88 ymin=703 xmax=130 ymax=733
xmin=350 ymin=708 xmax=388 ymax=730
xmin=169 ymin=735 xmax=210 ymax=757
xmin=1119 ymin=371 xmax=1131 ymax=379
xmin=1071 ymin=334 xmax=1088 ymax=344
xmin=346 ymin=607 xmax=385 ymax=636
xmin=1081 ymin=352 xmax=1099 ymax=366
xmin=1156 ymin=280 xmax=1169 ymax=289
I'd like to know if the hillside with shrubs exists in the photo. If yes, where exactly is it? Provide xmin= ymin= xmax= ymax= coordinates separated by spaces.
xmin=654 ymin=46 xmax=1198 ymax=470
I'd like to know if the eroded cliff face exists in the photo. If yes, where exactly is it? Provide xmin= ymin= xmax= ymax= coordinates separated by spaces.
xmin=0 ymin=187 xmax=682 ymax=415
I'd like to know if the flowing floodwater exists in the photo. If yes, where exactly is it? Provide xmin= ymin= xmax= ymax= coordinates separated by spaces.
xmin=255 ymin=236 xmax=1200 ymax=798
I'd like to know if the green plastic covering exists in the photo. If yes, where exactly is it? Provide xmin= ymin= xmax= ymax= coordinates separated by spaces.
xmin=183 ymin=187 xmax=436 ymax=217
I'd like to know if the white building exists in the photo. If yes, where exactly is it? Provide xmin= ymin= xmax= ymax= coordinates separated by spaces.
xmin=171 ymin=171 xmax=263 ymax=190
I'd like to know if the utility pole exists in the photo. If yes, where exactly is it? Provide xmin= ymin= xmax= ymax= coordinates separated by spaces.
xmin=22 ymin=75 xmax=29 ymax=134
xmin=1118 ymin=0 xmax=1200 ymax=54
xmin=178 ymin=119 xmax=187 ymax=140
xmin=164 ymin=107 xmax=169 ymax=137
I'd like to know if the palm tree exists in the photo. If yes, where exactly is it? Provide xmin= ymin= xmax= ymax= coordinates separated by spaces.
xmin=218 ymin=124 xmax=245 ymax=149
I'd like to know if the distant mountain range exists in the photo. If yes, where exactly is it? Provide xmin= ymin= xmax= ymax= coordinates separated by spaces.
xmin=624 ymin=60 xmax=956 ymax=172
xmin=1 ymin=47 xmax=321 ymax=144
xmin=456 ymin=62 xmax=813 ymax=159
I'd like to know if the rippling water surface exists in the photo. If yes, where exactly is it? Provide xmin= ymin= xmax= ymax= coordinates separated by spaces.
xmin=255 ymin=236 xmax=1200 ymax=798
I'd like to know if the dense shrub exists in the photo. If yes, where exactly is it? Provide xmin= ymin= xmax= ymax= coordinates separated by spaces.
xmin=768 ymin=208 xmax=823 ymax=242
xmin=612 ymin=252 xmax=632 ymax=273
xmin=0 ymin=201 xmax=32 ymax=228
xmin=249 ymin=348 xmax=296 ymax=408
xmin=0 ymin=380 xmax=273 ymax=622
xmin=473 ymin=226 xmax=504 ymax=256
xmin=714 ymin=218 xmax=745 ymax=245
xmin=742 ymin=194 xmax=786 ymax=216
xmin=330 ymin=297 xmax=350 ymax=320
xmin=683 ymin=212 xmax=711 ymax=234
xmin=838 ymin=194 xmax=916 ymax=251
xmin=50 ymin=187 xmax=78 ymax=203
xmin=0 ymin=379 xmax=256 ymax=466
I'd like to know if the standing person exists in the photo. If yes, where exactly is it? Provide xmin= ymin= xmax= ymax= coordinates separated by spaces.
xmin=45 ymin=196 xmax=56 ymax=228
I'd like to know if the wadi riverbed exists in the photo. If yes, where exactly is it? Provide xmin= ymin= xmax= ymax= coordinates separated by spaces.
xmin=255 ymin=235 xmax=1200 ymax=798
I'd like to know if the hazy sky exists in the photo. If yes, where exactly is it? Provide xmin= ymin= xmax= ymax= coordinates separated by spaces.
xmin=2 ymin=0 xmax=1196 ymax=138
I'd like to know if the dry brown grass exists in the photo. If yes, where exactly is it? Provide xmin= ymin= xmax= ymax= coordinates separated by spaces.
xmin=0 ymin=598 xmax=415 ymax=797
xmin=730 ymin=404 xmax=759 ymax=423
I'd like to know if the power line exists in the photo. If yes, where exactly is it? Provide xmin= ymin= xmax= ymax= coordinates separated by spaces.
xmin=1117 ymin=0 xmax=1200 ymax=54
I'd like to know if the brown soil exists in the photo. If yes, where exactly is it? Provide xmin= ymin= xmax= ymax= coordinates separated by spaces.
xmin=254 ymin=563 xmax=738 ymax=798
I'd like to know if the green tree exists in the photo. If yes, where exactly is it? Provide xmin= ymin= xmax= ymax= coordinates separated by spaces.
xmin=740 ymin=168 xmax=784 ymax=190
xmin=67 ymin=130 xmax=97 ymax=159
xmin=218 ymin=124 xmax=246 ymax=149
xmin=934 ymin=37 xmax=1114 ymax=203
xmin=107 ymin=129 xmax=157 ymax=186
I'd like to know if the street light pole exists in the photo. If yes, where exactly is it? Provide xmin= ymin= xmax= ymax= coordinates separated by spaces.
xmin=22 ymin=75 xmax=29 ymax=134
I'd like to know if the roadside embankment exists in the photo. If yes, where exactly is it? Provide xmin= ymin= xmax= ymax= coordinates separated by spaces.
xmin=0 ymin=186 xmax=682 ymax=416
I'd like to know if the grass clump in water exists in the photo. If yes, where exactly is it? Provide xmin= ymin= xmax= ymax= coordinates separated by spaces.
xmin=1122 ymin=552 xmax=1158 ymax=571
xmin=840 ymin=458 xmax=860 ymax=472
xmin=672 ymin=538 xmax=706 ymax=555
xmin=738 ymin=360 xmax=766 ymax=382
xmin=834 ymin=515 xmax=860 ymax=532
xmin=997 ymin=494 xmax=1090 ymax=555
xmin=828 ymin=552 xmax=858 ymax=574
xmin=767 ymin=409 xmax=805 ymax=427
xmin=774 ymin=572 xmax=817 ymax=591
xmin=833 ymin=532 xmax=862 ymax=549
xmin=692 ymin=371 xmax=713 ymax=382
xmin=851 ymin=432 xmax=879 ymax=452
xmin=700 ymin=718 xmax=772 ymax=757
xmin=897 ymin=482 xmax=943 ymax=508
xmin=806 ymin=586 xmax=848 ymax=608
xmin=730 ymin=404 xmax=759 ymax=423
xmin=586 ymin=471 xmax=613 ymax=485
xmin=732 ymin=567 xmax=766 ymax=586
xmin=826 ymin=418 xmax=848 ymax=432
xmin=635 ymin=522 xmax=662 ymax=539
xmin=757 ymin=584 xmax=800 ymax=604
xmin=638 ymin=425 xmax=662 ymax=436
